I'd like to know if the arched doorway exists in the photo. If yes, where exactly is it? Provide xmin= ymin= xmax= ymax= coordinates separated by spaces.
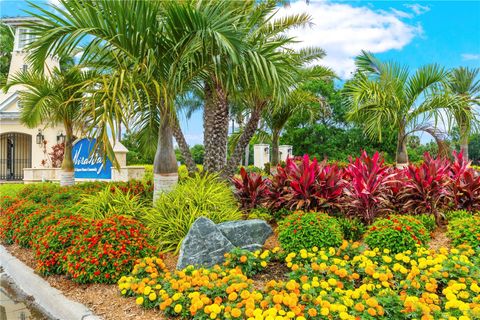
xmin=0 ymin=132 xmax=32 ymax=181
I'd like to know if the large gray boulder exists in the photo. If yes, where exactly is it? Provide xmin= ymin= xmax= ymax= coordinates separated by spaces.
xmin=217 ymin=219 xmax=273 ymax=251
xmin=177 ymin=217 xmax=234 ymax=270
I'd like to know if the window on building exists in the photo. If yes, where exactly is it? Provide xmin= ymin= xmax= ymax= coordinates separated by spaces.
xmin=22 ymin=64 xmax=28 ymax=72
xmin=17 ymin=28 xmax=35 ymax=50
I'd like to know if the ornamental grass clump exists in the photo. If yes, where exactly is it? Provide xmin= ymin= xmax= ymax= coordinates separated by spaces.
xmin=364 ymin=215 xmax=430 ymax=254
xmin=78 ymin=186 xmax=147 ymax=219
xmin=278 ymin=211 xmax=343 ymax=252
xmin=143 ymin=173 xmax=241 ymax=253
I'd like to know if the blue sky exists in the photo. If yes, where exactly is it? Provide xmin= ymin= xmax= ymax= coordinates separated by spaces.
xmin=1 ymin=0 xmax=479 ymax=145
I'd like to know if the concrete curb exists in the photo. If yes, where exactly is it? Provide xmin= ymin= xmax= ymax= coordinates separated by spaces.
xmin=0 ymin=245 xmax=102 ymax=320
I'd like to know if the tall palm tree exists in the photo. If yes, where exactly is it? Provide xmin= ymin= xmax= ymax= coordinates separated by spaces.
xmin=202 ymin=0 xmax=314 ymax=174
xmin=264 ymin=87 xmax=326 ymax=166
xmin=446 ymin=67 xmax=480 ymax=160
xmin=344 ymin=51 xmax=464 ymax=166
xmin=4 ymin=66 xmax=96 ymax=186
xmin=24 ymin=0 xmax=245 ymax=200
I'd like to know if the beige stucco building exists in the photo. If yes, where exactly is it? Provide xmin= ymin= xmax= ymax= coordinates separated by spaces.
xmin=0 ymin=17 xmax=65 ymax=181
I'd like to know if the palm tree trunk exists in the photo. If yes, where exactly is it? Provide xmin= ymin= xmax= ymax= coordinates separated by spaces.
xmin=60 ymin=124 xmax=74 ymax=187
xmin=244 ymin=144 xmax=249 ymax=166
xmin=396 ymin=126 xmax=409 ymax=167
xmin=203 ymin=79 xmax=229 ymax=173
xmin=460 ymin=125 xmax=469 ymax=160
xmin=223 ymin=105 xmax=263 ymax=178
xmin=153 ymin=113 xmax=178 ymax=203
xmin=172 ymin=117 xmax=197 ymax=174
xmin=271 ymin=130 xmax=280 ymax=166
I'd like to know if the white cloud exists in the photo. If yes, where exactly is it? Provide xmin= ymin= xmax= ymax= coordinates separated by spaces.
xmin=404 ymin=4 xmax=430 ymax=16
xmin=276 ymin=1 xmax=423 ymax=78
xmin=461 ymin=53 xmax=480 ymax=61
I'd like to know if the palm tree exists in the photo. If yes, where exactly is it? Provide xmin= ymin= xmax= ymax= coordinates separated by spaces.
xmin=344 ymin=51 xmax=464 ymax=166
xmin=0 ymin=23 xmax=14 ymax=84
xmin=202 ymin=1 xmax=314 ymax=174
xmin=24 ymin=0 xmax=245 ymax=200
xmin=264 ymin=87 xmax=325 ymax=166
xmin=446 ymin=67 xmax=480 ymax=160
xmin=4 ymin=66 xmax=95 ymax=186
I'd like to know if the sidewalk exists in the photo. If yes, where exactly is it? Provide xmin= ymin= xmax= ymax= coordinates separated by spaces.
xmin=0 ymin=245 xmax=101 ymax=320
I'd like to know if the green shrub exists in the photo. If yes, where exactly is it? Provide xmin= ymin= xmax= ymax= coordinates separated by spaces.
xmin=364 ymin=215 xmax=430 ymax=254
xmin=445 ymin=209 xmax=477 ymax=222
xmin=278 ymin=211 xmax=343 ymax=253
xmin=247 ymin=207 xmax=272 ymax=221
xmin=78 ymin=186 xmax=146 ymax=219
xmin=336 ymin=217 xmax=366 ymax=241
xmin=142 ymin=165 xmax=153 ymax=183
xmin=447 ymin=216 xmax=480 ymax=248
xmin=0 ymin=184 xmax=25 ymax=198
xmin=415 ymin=214 xmax=436 ymax=232
xmin=141 ymin=164 xmax=203 ymax=183
xmin=143 ymin=173 xmax=241 ymax=253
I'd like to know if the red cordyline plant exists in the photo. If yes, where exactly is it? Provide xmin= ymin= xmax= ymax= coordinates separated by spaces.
xmin=267 ymin=155 xmax=345 ymax=212
xmin=399 ymin=152 xmax=452 ymax=226
xmin=343 ymin=151 xmax=397 ymax=225
xmin=232 ymin=167 xmax=271 ymax=210
xmin=450 ymin=151 xmax=480 ymax=211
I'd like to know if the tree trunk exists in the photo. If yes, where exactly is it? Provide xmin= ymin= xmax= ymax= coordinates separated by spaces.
xmin=223 ymin=107 xmax=263 ymax=178
xmin=153 ymin=114 xmax=178 ymax=203
xmin=60 ymin=124 xmax=75 ymax=187
xmin=244 ymin=144 xmax=249 ymax=166
xmin=172 ymin=117 xmax=197 ymax=174
xmin=395 ymin=126 xmax=409 ymax=168
xmin=203 ymin=79 xmax=229 ymax=173
xmin=460 ymin=125 xmax=469 ymax=160
xmin=271 ymin=130 xmax=280 ymax=166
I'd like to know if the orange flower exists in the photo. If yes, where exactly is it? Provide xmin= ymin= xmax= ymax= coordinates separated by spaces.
xmin=240 ymin=256 xmax=248 ymax=263
xmin=308 ymin=308 xmax=318 ymax=317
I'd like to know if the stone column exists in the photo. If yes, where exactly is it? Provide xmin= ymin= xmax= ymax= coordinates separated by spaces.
xmin=279 ymin=145 xmax=293 ymax=162
xmin=253 ymin=144 xmax=270 ymax=168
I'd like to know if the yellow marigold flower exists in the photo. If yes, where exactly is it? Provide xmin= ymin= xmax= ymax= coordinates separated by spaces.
xmin=135 ymin=296 xmax=144 ymax=305
xmin=320 ymin=307 xmax=329 ymax=316
xmin=148 ymin=292 xmax=157 ymax=301
xmin=174 ymin=304 xmax=182 ymax=313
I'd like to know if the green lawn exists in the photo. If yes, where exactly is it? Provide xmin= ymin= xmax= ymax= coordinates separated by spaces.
xmin=0 ymin=184 xmax=26 ymax=198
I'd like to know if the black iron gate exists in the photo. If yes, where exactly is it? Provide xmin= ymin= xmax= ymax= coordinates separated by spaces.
xmin=0 ymin=132 xmax=32 ymax=181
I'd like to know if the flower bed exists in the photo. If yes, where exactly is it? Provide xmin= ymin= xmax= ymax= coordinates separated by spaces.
xmin=119 ymin=242 xmax=480 ymax=319
xmin=0 ymin=181 xmax=157 ymax=284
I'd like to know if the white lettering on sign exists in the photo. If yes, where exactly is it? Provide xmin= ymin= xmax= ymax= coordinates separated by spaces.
xmin=73 ymin=144 xmax=106 ymax=174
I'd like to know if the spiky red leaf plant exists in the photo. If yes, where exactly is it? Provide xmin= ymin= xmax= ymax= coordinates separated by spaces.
xmin=272 ymin=155 xmax=346 ymax=212
xmin=232 ymin=167 xmax=271 ymax=210
xmin=450 ymin=151 xmax=480 ymax=211
xmin=399 ymin=152 xmax=452 ymax=226
xmin=343 ymin=151 xmax=397 ymax=225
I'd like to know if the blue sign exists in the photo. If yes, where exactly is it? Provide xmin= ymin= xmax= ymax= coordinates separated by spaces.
xmin=72 ymin=138 xmax=112 ymax=179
